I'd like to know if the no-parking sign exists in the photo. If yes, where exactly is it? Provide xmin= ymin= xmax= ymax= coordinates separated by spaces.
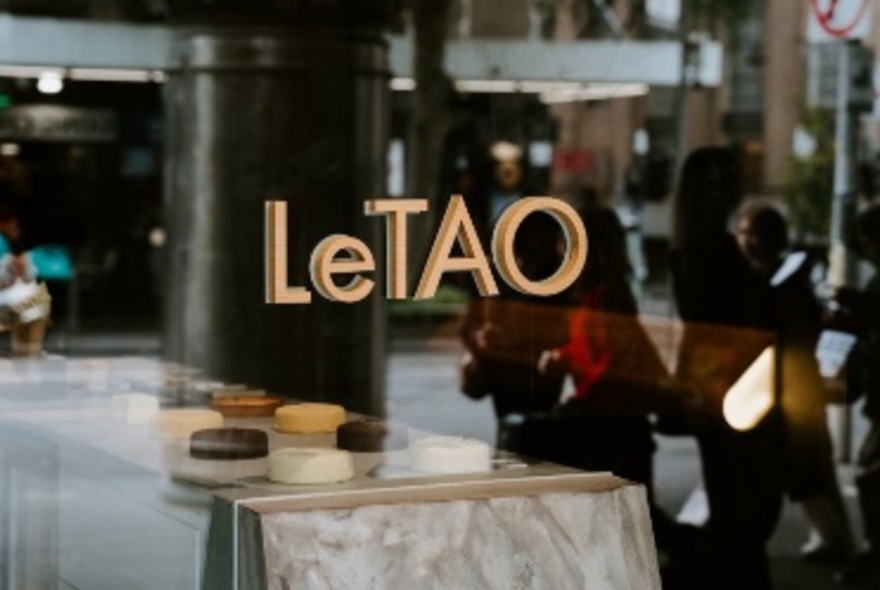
xmin=808 ymin=0 xmax=872 ymax=43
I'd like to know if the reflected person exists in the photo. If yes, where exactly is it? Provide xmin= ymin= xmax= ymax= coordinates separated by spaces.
xmin=669 ymin=147 xmax=784 ymax=590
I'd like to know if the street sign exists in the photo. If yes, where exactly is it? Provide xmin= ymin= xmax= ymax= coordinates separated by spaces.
xmin=808 ymin=0 xmax=872 ymax=43
xmin=0 ymin=105 xmax=116 ymax=142
xmin=806 ymin=42 xmax=875 ymax=111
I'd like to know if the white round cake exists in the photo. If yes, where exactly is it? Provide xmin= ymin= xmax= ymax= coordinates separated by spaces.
xmin=408 ymin=436 xmax=492 ymax=475
xmin=152 ymin=408 xmax=224 ymax=440
xmin=274 ymin=403 xmax=347 ymax=434
xmin=268 ymin=447 xmax=355 ymax=484
xmin=110 ymin=393 xmax=159 ymax=425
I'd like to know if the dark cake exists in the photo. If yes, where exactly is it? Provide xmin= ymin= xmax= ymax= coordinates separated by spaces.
xmin=189 ymin=428 xmax=269 ymax=460
xmin=336 ymin=418 xmax=407 ymax=453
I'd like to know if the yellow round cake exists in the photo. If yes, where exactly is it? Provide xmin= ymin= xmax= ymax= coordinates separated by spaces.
xmin=274 ymin=403 xmax=347 ymax=434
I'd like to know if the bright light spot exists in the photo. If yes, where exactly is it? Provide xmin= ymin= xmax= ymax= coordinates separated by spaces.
xmin=529 ymin=141 xmax=554 ymax=167
xmin=387 ymin=139 xmax=405 ymax=197
xmin=148 ymin=228 xmax=166 ymax=248
xmin=390 ymin=77 xmax=416 ymax=91
xmin=490 ymin=141 xmax=523 ymax=162
xmin=0 ymin=143 xmax=20 ymax=157
xmin=456 ymin=79 xmax=517 ymax=93
xmin=647 ymin=0 xmax=681 ymax=27
xmin=36 ymin=71 xmax=64 ymax=94
xmin=793 ymin=126 xmax=817 ymax=159
xmin=633 ymin=129 xmax=650 ymax=155
xmin=723 ymin=346 xmax=775 ymax=431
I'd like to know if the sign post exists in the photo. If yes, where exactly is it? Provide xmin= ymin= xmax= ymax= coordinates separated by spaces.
xmin=808 ymin=0 xmax=872 ymax=42
xmin=808 ymin=0 xmax=873 ymax=288
xmin=808 ymin=0 xmax=873 ymax=465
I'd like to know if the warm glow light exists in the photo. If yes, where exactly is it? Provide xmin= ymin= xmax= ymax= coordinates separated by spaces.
xmin=148 ymin=228 xmax=166 ymax=248
xmin=0 ymin=143 xmax=20 ymax=157
xmin=723 ymin=346 xmax=775 ymax=431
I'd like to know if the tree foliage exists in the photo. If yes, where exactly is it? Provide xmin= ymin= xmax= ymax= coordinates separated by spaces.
xmin=782 ymin=107 xmax=834 ymax=240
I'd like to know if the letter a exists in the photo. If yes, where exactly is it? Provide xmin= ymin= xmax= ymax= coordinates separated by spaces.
xmin=414 ymin=195 xmax=498 ymax=299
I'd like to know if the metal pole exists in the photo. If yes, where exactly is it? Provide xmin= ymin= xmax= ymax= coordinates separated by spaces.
xmin=830 ymin=41 xmax=856 ymax=463
xmin=671 ymin=1 xmax=692 ymax=250
xmin=830 ymin=42 xmax=853 ymax=277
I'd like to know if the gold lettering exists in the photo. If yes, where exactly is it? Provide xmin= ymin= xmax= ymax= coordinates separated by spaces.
xmin=492 ymin=197 xmax=587 ymax=297
xmin=265 ymin=201 xmax=312 ymax=304
xmin=310 ymin=235 xmax=376 ymax=303
xmin=415 ymin=195 xmax=498 ymax=299
xmin=364 ymin=199 xmax=428 ymax=299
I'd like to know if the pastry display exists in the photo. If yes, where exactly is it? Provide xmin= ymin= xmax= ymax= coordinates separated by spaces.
xmin=152 ymin=408 xmax=224 ymax=440
xmin=336 ymin=418 xmax=408 ymax=453
xmin=274 ymin=403 xmax=346 ymax=434
xmin=408 ymin=436 xmax=492 ymax=475
xmin=211 ymin=395 xmax=283 ymax=417
xmin=268 ymin=447 xmax=355 ymax=484
xmin=189 ymin=428 xmax=269 ymax=460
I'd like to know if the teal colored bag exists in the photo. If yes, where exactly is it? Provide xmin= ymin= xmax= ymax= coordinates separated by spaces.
xmin=29 ymin=245 xmax=74 ymax=282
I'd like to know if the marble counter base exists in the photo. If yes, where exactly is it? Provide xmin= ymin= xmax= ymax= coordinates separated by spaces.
xmin=261 ymin=484 xmax=660 ymax=590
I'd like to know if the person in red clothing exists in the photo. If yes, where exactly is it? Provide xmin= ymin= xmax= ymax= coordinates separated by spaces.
xmin=534 ymin=205 xmax=671 ymax=483
xmin=459 ymin=209 xmax=572 ymax=445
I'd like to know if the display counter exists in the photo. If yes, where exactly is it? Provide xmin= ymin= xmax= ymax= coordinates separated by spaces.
xmin=0 ymin=357 xmax=661 ymax=590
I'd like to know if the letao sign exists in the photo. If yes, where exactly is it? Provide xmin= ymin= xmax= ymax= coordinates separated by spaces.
xmin=265 ymin=196 xmax=588 ymax=304
xmin=808 ymin=0 xmax=872 ymax=43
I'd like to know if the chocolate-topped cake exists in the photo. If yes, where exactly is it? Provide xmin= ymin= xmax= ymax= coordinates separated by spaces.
xmin=336 ymin=418 xmax=407 ymax=453
xmin=189 ymin=428 xmax=269 ymax=460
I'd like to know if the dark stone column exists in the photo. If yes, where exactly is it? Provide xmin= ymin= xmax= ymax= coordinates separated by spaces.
xmin=164 ymin=3 xmax=398 ymax=414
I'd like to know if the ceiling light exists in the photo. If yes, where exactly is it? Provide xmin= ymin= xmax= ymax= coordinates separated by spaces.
xmin=390 ymin=77 xmax=416 ymax=91
xmin=36 ymin=71 xmax=63 ymax=94
xmin=539 ymin=83 xmax=649 ymax=104
xmin=490 ymin=141 xmax=523 ymax=161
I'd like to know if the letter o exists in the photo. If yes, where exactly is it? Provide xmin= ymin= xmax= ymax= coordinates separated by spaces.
xmin=491 ymin=197 xmax=588 ymax=297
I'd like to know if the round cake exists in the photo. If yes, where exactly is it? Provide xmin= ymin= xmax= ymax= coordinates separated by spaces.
xmin=189 ymin=428 xmax=269 ymax=460
xmin=268 ymin=447 xmax=355 ymax=484
xmin=211 ymin=395 xmax=284 ymax=417
xmin=408 ymin=436 xmax=492 ymax=475
xmin=110 ymin=393 xmax=159 ymax=425
xmin=336 ymin=418 xmax=408 ymax=453
xmin=275 ymin=403 xmax=346 ymax=434
xmin=153 ymin=408 xmax=224 ymax=440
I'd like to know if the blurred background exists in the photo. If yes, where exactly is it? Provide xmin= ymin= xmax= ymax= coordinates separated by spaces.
xmin=0 ymin=1 xmax=877 ymax=588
